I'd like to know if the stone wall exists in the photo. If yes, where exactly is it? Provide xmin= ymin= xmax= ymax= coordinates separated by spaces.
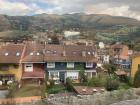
xmin=18 ymin=88 xmax=140 ymax=105
xmin=42 ymin=88 xmax=140 ymax=105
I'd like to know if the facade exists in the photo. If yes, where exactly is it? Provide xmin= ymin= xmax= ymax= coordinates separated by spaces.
xmin=0 ymin=42 xmax=97 ymax=85
xmin=131 ymin=54 xmax=140 ymax=78
xmin=0 ymin=44 xmax=24 ymax=85
xmin=21 ymin=43 xmax=45 ymax=84
xmin=44 ymin=45 xmax=97 ymax=83
xmin=111 ymin=43 xmax=131 ymax=69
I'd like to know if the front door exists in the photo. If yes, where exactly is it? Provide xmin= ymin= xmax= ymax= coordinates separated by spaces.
xmin=59 ymin=72 xmax=65 ymax=83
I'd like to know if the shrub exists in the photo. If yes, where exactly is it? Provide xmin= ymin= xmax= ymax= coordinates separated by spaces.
xmin=6 ymin=82 xmax=18 ymax=98
xmin=47 ymin=85 xmax=66 ymax=94
xmin=40 ymin=82 xmax=46 ymax=98
xmin=49 ymin=80 xmax=55 ymax=88
xmin=103 ymin=64 xmax=117 ymax=75
xmin=105 ymin=77 xmax=120 ymax=91
xmin=134 ymin=68 xmax=140 ymax=87
xmin=119 ymin=83 xmax=131 ymax=90
xmin=65 ymin=78 xmax=74 ymax=91
xmin=79 ymin=70 xmax=88 ymax=83
xmin=88 ymin=76 xmax=107 ymax=87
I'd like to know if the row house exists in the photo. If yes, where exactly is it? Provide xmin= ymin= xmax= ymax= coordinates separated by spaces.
xmin=45 ymin=45 xmax=97 ymax=83
xmin=0 ymin=44 xmax=24 ymax=85
xmin=0 ymin=42 xmax=97 ymax=85
xmin=21 ymin=43 xmax=45 ymax=84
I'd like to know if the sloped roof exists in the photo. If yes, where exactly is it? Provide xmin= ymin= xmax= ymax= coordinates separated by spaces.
xmin=22 ymin=43 xmax=44 ymax=63
xmin=0 ymin=43 xmax=97 ymax=63
xmin=44 ymin=45 xmax=97 ymax=62
xmin=65 ymin=45 xmax=97 ymax=62
xmin=22 ymin=71 xmax=45 ymax=79
xmin=0 ymin=44 xmax=24 ymax=63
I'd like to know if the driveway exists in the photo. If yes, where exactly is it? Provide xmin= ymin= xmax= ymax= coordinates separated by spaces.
xmin=0 ymin=90 xmax=8 ymax=98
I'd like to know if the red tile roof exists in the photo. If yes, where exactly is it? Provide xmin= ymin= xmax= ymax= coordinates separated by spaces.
xmin=44 ymin=45 xmax=97 ymax=62
xmin=22 ymin=71 xmax=45 ymax=79
xmin=0 ymin=43 xmax=97 ymax=63
xmin=115 ymin=70 xmax=127 ymax=76
xmin=74 ymin=86 xmax=105 ymax=95
xmin=0 ymin=44 xmax=24 ymax=63
xmin=22 ymin=43 xmax=44 ymax=63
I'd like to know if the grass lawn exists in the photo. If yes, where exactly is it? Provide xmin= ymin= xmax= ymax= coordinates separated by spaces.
xmin=47 ymin=84 xmax=67 ymax=94
xmin=13 ymin=84 xmax=43 ymax=97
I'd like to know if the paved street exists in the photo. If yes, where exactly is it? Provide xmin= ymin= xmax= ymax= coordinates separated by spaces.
xmin=0 ymin=90 xmax=8 ymax=98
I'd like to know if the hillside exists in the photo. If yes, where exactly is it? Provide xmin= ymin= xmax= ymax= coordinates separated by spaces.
xmin=0 ymin=13 xmax=140 ymax=32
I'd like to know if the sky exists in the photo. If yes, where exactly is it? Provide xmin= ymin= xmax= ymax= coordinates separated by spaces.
xmin=0 ymin=0 xmax=140 ymax=20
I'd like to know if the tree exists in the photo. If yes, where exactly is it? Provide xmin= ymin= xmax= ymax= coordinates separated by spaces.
xmin=103 ymin=64 xmax=117 ymax=76
xmin=79 ymin=70 xmax=88 ymax=83
xmin=105 ymin=77 xmax=120 ymax=91
xmin=134 ymin=68 xmax=140 ymax=87
xmin=50 ymin=35 xmax=60 ymax=44
xmin=66 ymin=78 xmax=74 ymax=91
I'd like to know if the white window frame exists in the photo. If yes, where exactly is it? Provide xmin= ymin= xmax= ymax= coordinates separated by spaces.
xmin=24 ymin=63 xmax=33 ymax=72
xmin=86 ymin=62 xmax=93 ymax=68
xmin=67 ymin=62 xmax=74 ymax=68
xmin=66 ymin=72 xmax=78 ymax=80
xmin=47 ymin=62 xmax=55 ymax=68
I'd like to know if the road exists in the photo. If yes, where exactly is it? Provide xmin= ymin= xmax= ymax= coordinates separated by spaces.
xmin=0 ymin=90 xmax=8 ymax=98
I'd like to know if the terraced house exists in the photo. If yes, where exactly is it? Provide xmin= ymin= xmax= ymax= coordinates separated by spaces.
xmin=44 ymin=45 xmax=97 ymax=83
xmin=0 ymin=44 xmax=24 ymax=85
xmin=21 ymin=43 xmax=45 ymax=84
xmin=0 ymin=42 xmax=98 ymax=85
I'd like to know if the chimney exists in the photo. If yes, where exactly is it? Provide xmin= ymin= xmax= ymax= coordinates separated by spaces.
xmin=82 ymin=51 xmax=86 ymax=57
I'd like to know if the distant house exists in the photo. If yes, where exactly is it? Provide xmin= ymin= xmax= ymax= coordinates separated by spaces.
xmin=64 ymin=31 xmax=80 ymax=40
xmin=111 ymin=43 xmax=131 ymax=69
xmin=21 ymin=43 xmax=45 ymax=84
xmin=0 ymin=44 xmax=24 ymax=85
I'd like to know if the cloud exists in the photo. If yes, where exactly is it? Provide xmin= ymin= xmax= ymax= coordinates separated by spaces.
xmin=0 ymin=0 xmax=140 ymax=20
xmin=0 ymin=0 xmax=32 ymax=15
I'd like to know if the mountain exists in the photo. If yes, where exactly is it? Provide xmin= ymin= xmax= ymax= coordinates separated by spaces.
xmin=0 ymin=13 xmax=140 ymax=32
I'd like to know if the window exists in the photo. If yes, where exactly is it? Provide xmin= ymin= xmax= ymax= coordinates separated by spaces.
xmin=0 ymin=65 xmax=9 ymax=70
xmin=66 ymin=72 xmax=78 ymax=80
xmin=36 ymin=52 xmax=40 ymax=55
xmin=138 ymin=64 xmax=140 ymax=70
xmin=5 ymin=53 xmax=9 ymax=56
xmin=88 ymin=52 xmax=91 ymax=55
xmin=86 ymin=62 xmax=93 ymax=68
xmin=49 ymin=72 xmax=59 ymax=80
xmin=13 ymin=64 xmax=18 ymax=69
xmin=24 ymin=64 xmax=33 ymax=72
xmin=47 ymin=62 xmax=55 ymax=68
xmin=67 ymin=62 xmax=74 ymax=68
xmin=16 ymin=52 xmax=20 ymax=56
xmin=30 ymin=52 xmax=33 ymax=56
